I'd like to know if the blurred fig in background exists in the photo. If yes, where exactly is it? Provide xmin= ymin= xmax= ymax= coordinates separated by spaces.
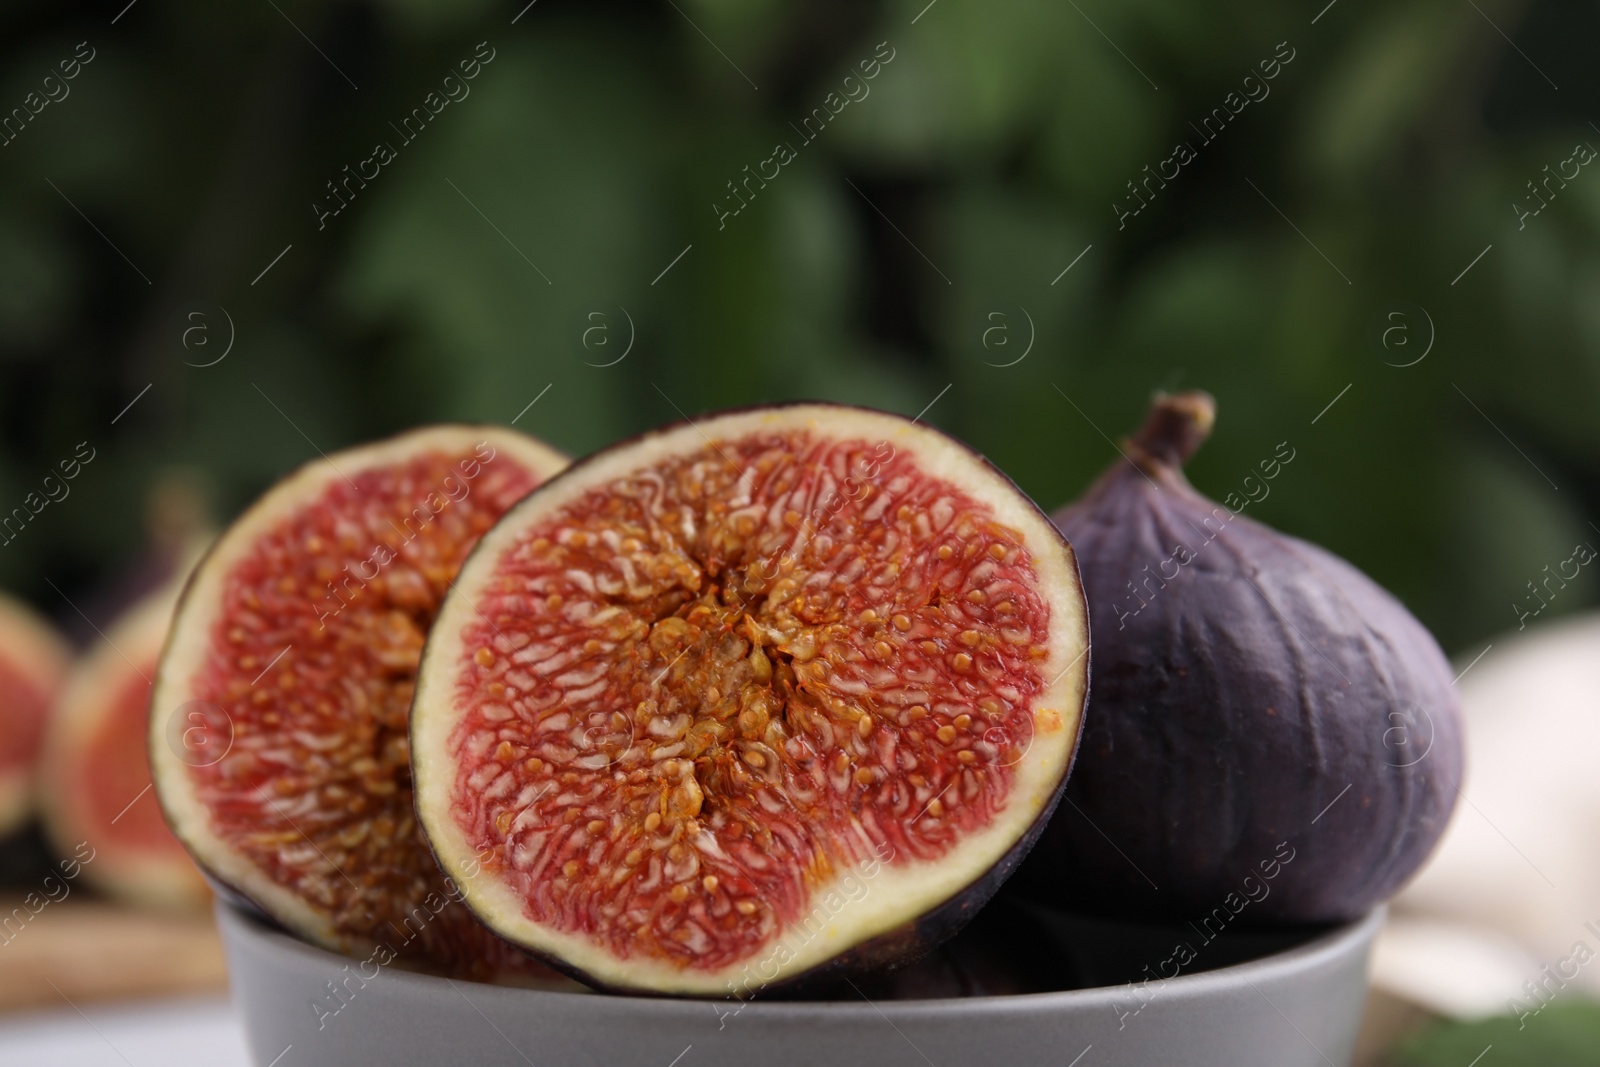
xmin=35 ymin=472 xmax=217 ymax=910
xmin=0 ymin=591 xmax=71 ymax=868
xmin=79 ymin=468 xmax=217 ymax=634
xmin=41 ymin=581 xmax=210 ymax=912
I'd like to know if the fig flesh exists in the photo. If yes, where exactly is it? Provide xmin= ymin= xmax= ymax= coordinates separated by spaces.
xmin=0 ymin=591 xmax=70 ymax=844
xmin=412 ymin=404 xmax=1090 ymax=995
xmin=42 ymin=587 xmax=210 ymax=909
xmin=149 ymin=426 xmax=571 ymax=980
xmin=1036 ymin=391 xmax=1464 ymax=924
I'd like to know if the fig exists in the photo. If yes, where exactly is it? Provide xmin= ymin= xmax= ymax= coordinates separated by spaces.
xmin=0 ymin=591 xmax=71 ymax=845
xmin=1035 ymin=391 xmax=1464 ymax=924
xmin=149 ymin=426 xmax=571 ymax=980
xmin=411 ymin=403 xmax=1090 ymax=995
xmin=833 ymin=898 xmax=1070 ymax=999
xmin=41 ymin=585 xmax=210 ymax=910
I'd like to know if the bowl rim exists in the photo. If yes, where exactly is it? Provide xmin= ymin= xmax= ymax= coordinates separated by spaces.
xmin=217 ymin=901 xmax=1384 ymax=1018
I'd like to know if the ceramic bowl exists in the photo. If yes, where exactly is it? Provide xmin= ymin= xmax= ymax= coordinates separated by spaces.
xmin=217 ymin=900 xmax=1380 ymax=1066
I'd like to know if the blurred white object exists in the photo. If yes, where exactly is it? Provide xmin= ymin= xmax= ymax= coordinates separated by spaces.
xmin=1371 ymin=917 xmax=1541 ymax=1018
xmin=0 ymin=996 xmax=247 ymax=1066
xmin=1374 ymin=612 xmax=1600 ymax=1012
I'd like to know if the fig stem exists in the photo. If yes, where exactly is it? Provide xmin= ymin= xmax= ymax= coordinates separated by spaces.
xmin=1128 ymin=391 xmax=1215 ymax=469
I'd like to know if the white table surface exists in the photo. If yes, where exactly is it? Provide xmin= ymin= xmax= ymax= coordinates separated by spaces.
xmin=0 ymin=997 xmax=250 ymax=1067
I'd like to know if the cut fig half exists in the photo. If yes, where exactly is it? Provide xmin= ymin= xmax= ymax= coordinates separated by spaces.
xmin=150 ymin=426 xmax=570 ymax=981
xmin=42 ymin=586 xmax=209 ymax=910
xmin=413 ymin=404 xmax=1090 ymax=995
xmin=0 ymin=592 xmax=71 ymax=840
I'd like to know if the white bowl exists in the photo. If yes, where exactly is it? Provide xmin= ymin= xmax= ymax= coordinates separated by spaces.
xmin=217 ymin=901 xmax=1380 ymax=1066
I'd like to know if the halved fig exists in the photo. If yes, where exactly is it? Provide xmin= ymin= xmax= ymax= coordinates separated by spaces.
xmin=412 ymin=404 xmax=1090 ymax=995
xmin=149 ymin=426 xmax=570 ymax=980
xmin=0 ymin=592 xmax=71 ymax=842
xmin=42 ymin=587 xmax=209 ymax=910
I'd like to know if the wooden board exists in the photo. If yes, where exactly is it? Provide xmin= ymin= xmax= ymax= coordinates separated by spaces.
xmin=0 ymin=896 xmax=226 ymax=1013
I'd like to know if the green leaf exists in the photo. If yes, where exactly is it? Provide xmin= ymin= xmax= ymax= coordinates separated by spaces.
xmin=1388 ymin=1001 xmax=1600 ymax=1067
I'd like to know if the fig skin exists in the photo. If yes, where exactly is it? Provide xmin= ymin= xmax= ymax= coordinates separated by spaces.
xmin=1029 ymin=391 xmax=1464 ymax=925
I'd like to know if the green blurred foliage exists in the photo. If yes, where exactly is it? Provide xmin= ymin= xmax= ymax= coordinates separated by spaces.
xmin=1388 ymin=1000 xmax=1600 ymax=1066
xmin=0 ymin=0 xmax=1597 ymax=654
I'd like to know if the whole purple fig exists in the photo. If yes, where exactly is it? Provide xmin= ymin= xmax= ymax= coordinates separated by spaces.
xmin=1035 ymin=391 xmax=1463 ymax=924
